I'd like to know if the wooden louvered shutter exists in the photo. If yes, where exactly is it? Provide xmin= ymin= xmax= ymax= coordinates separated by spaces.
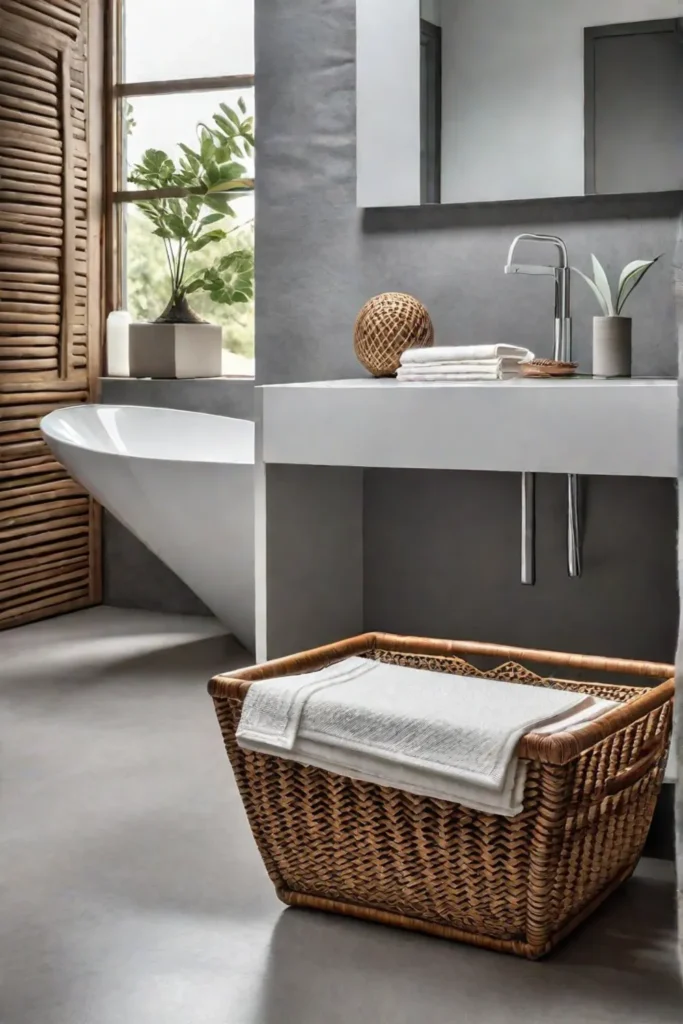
xmin=0 ymin=0 xmax=102 ymax=628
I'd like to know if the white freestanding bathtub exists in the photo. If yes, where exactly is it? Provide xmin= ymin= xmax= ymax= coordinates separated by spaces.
xmin=41 ymin=404 xmax=255 ymax=651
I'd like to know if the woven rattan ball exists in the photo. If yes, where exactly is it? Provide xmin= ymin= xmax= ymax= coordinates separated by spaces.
xmin=354 ymin=292 xmax=434 ymax=376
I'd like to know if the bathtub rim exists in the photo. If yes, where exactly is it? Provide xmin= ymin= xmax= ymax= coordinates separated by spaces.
xmin=41 ymin=403 xmax=255 ymax=468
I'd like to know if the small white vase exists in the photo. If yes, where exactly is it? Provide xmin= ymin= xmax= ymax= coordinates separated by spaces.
xmin=592 ymin=316 xmax=632 ymax=378
xmin=128 ymin=321 xmax=223 ymax=379
xmin=105 ymin=310 xmax=131 ymax=376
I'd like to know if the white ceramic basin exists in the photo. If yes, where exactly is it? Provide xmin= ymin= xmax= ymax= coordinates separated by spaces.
xmin=41 ymin=404 xmax=255 ymax=651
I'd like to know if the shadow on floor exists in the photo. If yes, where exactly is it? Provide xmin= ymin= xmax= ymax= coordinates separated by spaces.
xmin=2 ymin=632 xmax=251 ymax=702
xmin=91 ymin=632 xmax=251 ymax=684
xmin=253 ymin=869 xmax=682 ymax=1024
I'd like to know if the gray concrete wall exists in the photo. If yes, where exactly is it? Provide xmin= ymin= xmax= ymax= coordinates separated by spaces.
xmin=253 ymin=0 xmax=680 ymax=857
xmin=99 ymin=0 xmax=679 ymax=853
xmin=254 ymin=0 xmax=679 ymax=660
xmin=100 ymin=378 xmax=254 ymax=615
xmin=255 ymin=2 xmax=679 ymax=383
xmin=100 ymin=378 xmax=255 ymax=419
xmin=364 ymin=470 xmax=677 ymax=663
xmin=103 ymin=0 xmax=681 ymax=658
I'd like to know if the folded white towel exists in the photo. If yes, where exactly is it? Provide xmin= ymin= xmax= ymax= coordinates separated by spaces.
xmin=397 ymin=371 xmax=520 ymax=381
xmin=397 ymin=358 xmax=525 ymax=381
xmin=235 ymin=656 xmax=373 ymax=750
xmin=401 ymin=345 xmax=533 ymax=365
xmin=236 ymin=657 xmax=615 ymax=816
xmin=399 ymin=357 xmax=528 ymax=372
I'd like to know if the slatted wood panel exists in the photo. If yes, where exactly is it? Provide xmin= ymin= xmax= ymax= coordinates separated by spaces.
xmin=0 ymin=0 xmax=102 ymax=628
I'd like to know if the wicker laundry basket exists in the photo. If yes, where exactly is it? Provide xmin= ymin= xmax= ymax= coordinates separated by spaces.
xmin=208 ymin=633 xmax=674 ymax=959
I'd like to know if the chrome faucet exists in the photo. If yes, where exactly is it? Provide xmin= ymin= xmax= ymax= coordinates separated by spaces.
xmin=505 ymin=233 xmax=571 ymax=362
xmin=504 ymin=233 xmax=581 ymax=583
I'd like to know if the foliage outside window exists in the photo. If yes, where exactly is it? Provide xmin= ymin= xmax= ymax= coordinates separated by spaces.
xmin=128 ymin=101 xmax=254 ymax=321
xmin=113 ymin=0 xmax=255 ymax=374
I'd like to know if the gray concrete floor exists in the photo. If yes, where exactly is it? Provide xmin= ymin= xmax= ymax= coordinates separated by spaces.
xmin=1 ymin=607 xmax=681 ymax=1024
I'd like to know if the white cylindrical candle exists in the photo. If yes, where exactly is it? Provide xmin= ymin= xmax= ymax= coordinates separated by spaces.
xmin=106 ymin=310 xmax=131 ymax=377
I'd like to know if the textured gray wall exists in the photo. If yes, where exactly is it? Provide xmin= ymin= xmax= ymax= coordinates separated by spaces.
xmin=98 ymin=0 xmax=679 ymax=852
xmin=365 ymin=470 xmax=677 ymax=662
xmin=100 ymin=378 xmax=254 ymax=419
xmin=102 ymin=0 xmax=681 ymax=656
xmin=255 ymin=0 xmax=679 ymax=657
xmin=100 ymin=378 xmax=254 ymax=616
xmin=255 ymin=1 xmax=680 ymax=385
xmin=254 ymin=0 xmax=680 ymax=857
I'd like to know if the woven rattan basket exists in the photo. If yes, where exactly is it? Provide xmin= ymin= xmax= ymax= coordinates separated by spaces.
xmin=209 ymin=633 xmax=674 ymax=959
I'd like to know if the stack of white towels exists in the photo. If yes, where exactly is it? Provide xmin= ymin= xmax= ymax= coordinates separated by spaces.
xmin=236 ymin=656 xmax=615 ymax=817
xmin=397 ymin=344 xmax=534 ymax=381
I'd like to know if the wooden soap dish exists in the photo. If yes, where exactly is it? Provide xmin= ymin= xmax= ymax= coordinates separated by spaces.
xmin=522 ymin=358 xmax=578 ymax=378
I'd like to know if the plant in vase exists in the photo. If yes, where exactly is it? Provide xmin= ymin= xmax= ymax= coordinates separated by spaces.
xmin=572 ymin=254 xmax=661 ymax=377
xmin=127 ymin=98 xmax=255 ymax=378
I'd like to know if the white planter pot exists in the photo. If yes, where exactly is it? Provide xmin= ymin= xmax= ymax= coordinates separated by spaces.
xmin=128 ymin=321 xmax=222 ymax=379
xmin=592 ymin=316 xmax=632 ymax=378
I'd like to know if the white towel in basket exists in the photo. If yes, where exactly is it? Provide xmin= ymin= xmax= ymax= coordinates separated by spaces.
xmin=236 ymin=657 xmax=615 ymax=816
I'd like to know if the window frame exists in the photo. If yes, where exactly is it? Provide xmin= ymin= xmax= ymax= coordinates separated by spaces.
xmin=104 ymin=0 xmax=255 ymax=329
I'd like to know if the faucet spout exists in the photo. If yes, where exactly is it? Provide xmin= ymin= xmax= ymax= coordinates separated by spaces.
xmin=504 ymin=232 xmax=571 ymax=360
xmin=505 ymin=232 xmax=568 ymax=272
xmin=505 ymin=231 xmax=580 ymax=581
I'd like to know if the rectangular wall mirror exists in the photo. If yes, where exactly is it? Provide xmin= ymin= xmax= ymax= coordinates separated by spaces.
xmin=356 ymin=0 xmax=683 ymax=207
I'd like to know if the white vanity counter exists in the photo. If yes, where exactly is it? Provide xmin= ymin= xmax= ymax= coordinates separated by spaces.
xmin=260 ymin=377 xmax=677 ymax=478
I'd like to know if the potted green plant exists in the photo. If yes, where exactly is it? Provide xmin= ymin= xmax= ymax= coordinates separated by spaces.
xmin=572 ymin=254 xmax=661 ymax=377
xmin=127 ymin=99 xmax=255 ymax=378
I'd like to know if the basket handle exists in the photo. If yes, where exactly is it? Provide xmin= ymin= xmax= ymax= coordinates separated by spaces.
xmin=596 ymin=738 xmax=666 ymax=800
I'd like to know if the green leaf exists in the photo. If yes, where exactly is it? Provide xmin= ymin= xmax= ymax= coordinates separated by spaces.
xmin=179 ymin=142 xmax=201 ymax=164
xmin=199 ymin=212 xmax=225 ymax=226
xmin=217 ymin=248 xmax=252 ymax=267
xmin=200 ymin=131 xmax=215 ymax=164
xmin=143 ymin=148 xmax=171 ymax=169
xmin=185 ymin=195 xmax=202 ymax=220
xmin=219 ymin=102 xmax=241 ymax=127
xmin=571 ymin=267 xmax=610 ymax=316
xmin=204 ymin=161 xmax=221 ymax=186
xmin=237 ymin=95 xmax=247 ymax=115
xmin=590 ymin=254 xmax=614 ymax=316
xmin=136 ymin=201 xmax=162 ymax=221
xmin=207 ymin=178 xmax=254 ymax=193
xmin=616 ymin=255 xmax=662 ymax=314
xmin=166 ymin=213 xmax=189 ymax=239
xmin=186 ymin=229 xmax=227 ymax=252
xmin=217 ymin=161 xmax=246 ymax=180
xmin=203 ymin=194 xmax=231 ymax=214
xmin=617 ymin=260 xmax=650 ymax=296
xmin=213 ymin=114 xmax=237 ymax=137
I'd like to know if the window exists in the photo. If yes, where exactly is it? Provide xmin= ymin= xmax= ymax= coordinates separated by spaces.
xmin=110 ymin=0 xmax=255 ymax=375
